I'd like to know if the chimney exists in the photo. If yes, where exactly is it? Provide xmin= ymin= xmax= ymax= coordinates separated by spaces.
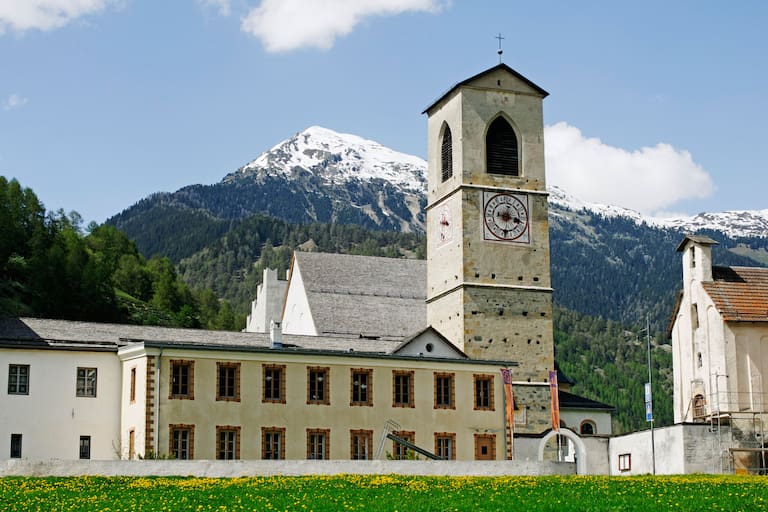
xmin=270 ymin=320 xmax=283 ymax=349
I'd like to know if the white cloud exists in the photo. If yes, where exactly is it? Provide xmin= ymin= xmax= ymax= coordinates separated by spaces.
xmin=198 ymin=0 xmax=231 ymax=17
xmin=241 ymin=0 xmax=444 ymax=52
xmin=544 ymin=122 xmax=714 ymax=215
xmin=0 ymin=0 xmax=113 ymax=34
xmin=3 ymin=94 xmax=28 ymax=110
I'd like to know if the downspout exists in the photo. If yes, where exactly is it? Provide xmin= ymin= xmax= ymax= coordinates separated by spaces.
xmin=154 ymin=347 xmax=163 ymax=455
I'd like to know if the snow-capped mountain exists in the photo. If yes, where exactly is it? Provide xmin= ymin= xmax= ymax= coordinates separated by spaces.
xmin=221 ymin=126 xmax=428 ymax=233
xmin=237 ymin=126 xmax=427 ymax=193
xmin=548 ymin=185 xmax=768 ymax=240
xmin=111 ymin=126 xmax=767 ymax=257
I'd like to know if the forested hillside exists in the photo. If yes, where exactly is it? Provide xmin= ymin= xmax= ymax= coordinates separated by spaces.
xmin=0 ymin=178 xmax=238 ymax=330
xmin=549 ymin=210 xmax=767 ymax=333
xmin=178 ymin=215 xmax=425 ymax=310
xmin=554 ymin=307 xmax=673 ymax=432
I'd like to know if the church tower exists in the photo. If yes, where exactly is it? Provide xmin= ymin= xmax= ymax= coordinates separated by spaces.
xmin=424 ymin=64 xmax=554 ymax=389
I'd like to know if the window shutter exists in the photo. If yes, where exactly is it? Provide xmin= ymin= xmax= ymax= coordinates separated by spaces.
xmin=441 ymin=125 xmax=453 ymax=181
xmin=486 ymin=117 xmax=518 ymax=176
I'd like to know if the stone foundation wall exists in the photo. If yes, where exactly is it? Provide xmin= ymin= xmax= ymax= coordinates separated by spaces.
xmin=1 ymin=459 xmax=575 ymax=477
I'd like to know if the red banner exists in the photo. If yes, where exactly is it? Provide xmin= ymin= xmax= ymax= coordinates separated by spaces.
xmin=549 ymin=370 xmax=560 ymax=432
xmin=500 ymin=368 xmax=514 ymax=459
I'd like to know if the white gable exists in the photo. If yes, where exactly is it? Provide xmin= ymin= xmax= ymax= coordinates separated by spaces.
xmin=392 ymin=328 xmax=467 ymax=359
xmin=280 ymin=257 xmax=318 ymax=336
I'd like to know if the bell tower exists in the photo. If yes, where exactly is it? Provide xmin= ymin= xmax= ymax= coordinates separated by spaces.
xmin=424 ymin=64 xmax=554 ymax=388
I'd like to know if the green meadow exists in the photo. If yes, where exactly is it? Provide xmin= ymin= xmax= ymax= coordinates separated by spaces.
xmin=2 ymin=474 xmax=766 ymax=511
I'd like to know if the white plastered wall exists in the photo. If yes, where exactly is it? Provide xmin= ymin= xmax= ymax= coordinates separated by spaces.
xmin=0 ymin=349 xmax=121 ymax=460
xmin=281 ymin=259 xmax=317 ymax=335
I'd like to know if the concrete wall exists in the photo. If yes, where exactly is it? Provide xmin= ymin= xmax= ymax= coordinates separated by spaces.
xmin=0 ymin=458 xmax=575 ymax=477
xmin=580 ymin=436 xmax=610 ymax=475
xmin=608 ymin=424 xmax=724 ymax=476
xmin=245 ymin=269 xmax=288 ymax=334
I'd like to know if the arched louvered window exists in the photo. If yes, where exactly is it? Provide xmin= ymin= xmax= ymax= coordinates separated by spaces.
xmin=441 ymin=124 xmax=453 ymax=182
xmin=486 ymin=117 xmax=519 ymax=176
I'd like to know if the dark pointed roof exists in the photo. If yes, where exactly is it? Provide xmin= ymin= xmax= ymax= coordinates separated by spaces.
xmin=422 ymin=63 xmax=549 ymax=115
xmin=676 ymin=234 xmax=719 ymax=252
xmin=558 ymin=390 xmax=614 ymax=411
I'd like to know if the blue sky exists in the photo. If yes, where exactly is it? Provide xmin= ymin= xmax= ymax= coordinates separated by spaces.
xmin=1 ymin=1 xmax=766 ymax=224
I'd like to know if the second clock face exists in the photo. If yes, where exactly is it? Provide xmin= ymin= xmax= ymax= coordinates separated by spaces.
xmin=482 ymin=191 xmax=530 ymax=243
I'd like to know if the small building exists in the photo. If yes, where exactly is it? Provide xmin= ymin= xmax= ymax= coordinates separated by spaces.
xmin=669 ymin=235 xmax=768 ymax=473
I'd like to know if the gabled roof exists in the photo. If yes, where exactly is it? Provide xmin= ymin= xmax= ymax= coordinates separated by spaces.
xmin=0 ymin=317 xmax=400 ymax=355
xmin=676 ymin=234 xmax=719 ymax=252
xmin=422 ymin=63 xmax=549 ymax=115
xmin=702 ymin=266 xmax=768 ymax=322
xmin=293 ymin=252 xmax=426 ymax=338
xmin=391 ymin=326 xmax=470 ymax=359
xmin=558 ymin=390 xmax=615 ymax=411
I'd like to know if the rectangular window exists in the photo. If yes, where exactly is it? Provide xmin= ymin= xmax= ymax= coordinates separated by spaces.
xmin=79 ymin=436 xmax=91 ymax=460
xmin=619 ymin=453 xmax=631 ymax=472
xmin=216 ymin=426 xmax=240 ymax=460
xmin=129 ymin=367 xmax=136 ymax=403
xmin=350 ymin=368 xmax=373 ymax=406
xmin=434 ymin=372 xmax=455 ymax=409
xmin=307 ymin=367 xmax=329 ymax=405
xmin=8 ymin=364 xmax=29 ymax=395
xmin=350 ymin=429 xmax=373 ymax=460
xmin=307 ymin=429 xmax=330 ymax=460
xmin=474 ymin=374 xmax=495 ymax=410
xmin=216 ymin=362 xmax=240 ymax=402
xmin=170 ymin=360 xmax=194 ymax=399
xmin=392 ymin=430 xmax=415 ymax=460
xmin=393 ymin=370 xmax=414 ymax=408
xmin=262 ymin=427 xmax=285 ymax=460
xmin=76 ymin=367 xmax=97 ymax=397
xmin=169 ymin=424 xmax=194 ymax=460
xmin=435 ymin=432 xmax=456 ymax=460
xmin=10 ymin=434 xmax=22 ymax=458
xmin=263 ymin=364 xmax=286 ymax=403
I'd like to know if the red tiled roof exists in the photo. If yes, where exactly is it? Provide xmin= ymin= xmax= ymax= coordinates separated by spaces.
xmin=703 ymin=266 xmax=768 ymax=322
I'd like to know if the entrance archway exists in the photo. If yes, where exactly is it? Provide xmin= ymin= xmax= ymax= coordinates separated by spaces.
xmin=537 ymin=428 xmax=586 ymax=475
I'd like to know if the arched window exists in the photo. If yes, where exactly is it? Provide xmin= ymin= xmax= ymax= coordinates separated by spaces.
xmin=693 ymin=394 xmax=707 ymax=419
xmin=441 ymin=124 xmax=453 ymax=182
xmin=580 ymin=420 xmax=596 ymax=436
xmin=486 ymin=117 xmax=519 ymax=176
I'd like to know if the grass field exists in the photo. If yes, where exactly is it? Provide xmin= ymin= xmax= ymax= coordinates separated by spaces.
xmin=2 ymin=474 xmax=766 ymax=511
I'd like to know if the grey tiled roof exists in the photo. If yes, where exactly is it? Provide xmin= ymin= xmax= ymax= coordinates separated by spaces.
xmin=0 ymin=317 xmax=401 ymax=354
xmin=294 ymin=252 xmax=427 ymax=338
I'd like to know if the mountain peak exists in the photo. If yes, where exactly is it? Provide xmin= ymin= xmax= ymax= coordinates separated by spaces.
xmin=238 ymin=126 xmax=427 ymax=192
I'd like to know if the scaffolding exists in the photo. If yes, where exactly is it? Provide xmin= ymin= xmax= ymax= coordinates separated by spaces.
xmin=688 ymin=385 xmax=768 ymax=474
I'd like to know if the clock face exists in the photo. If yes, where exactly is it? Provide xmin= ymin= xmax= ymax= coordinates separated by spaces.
xmin=436 ymin=202 xmax=453 ymax=247
xmin=482 ymin=191 xmax=530 ymax=243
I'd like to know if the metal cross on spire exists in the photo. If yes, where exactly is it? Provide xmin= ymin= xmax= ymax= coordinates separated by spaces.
xmin=496 ymin=33 xmax=504 ymax=63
